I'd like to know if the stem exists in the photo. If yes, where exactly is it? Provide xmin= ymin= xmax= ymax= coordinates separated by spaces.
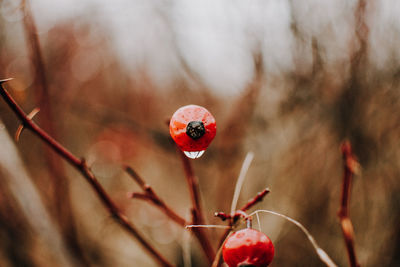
xmin=214 ymin=188 xmax=270 ymax=266
xmin=179 ymin=151 xmax=205 ymax=224
xmin=178 ymin=150 xmax=215 ymax=264
xmin=239 ymin=188 xmax=270 ymax=212
xmin=125 ymin=165 xmax=188 ymax=227
xmin=338 ymin=141 xmax=360 ymax=267
xmin=0 ymin=80 xmax=173 ymax=267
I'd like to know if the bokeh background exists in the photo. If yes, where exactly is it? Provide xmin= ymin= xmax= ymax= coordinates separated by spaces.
xmin=0 ymin=0 xmax=399 ymax=266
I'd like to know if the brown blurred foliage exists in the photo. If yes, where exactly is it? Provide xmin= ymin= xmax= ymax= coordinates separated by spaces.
xmin=0 ymin=1 xmax=399 ymax=266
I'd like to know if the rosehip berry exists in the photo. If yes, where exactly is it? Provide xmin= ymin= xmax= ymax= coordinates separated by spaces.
xmin=169 ymin=105 xmax=216 ymax=157
xmin=222 ymin=228 xmax=274 ymax=267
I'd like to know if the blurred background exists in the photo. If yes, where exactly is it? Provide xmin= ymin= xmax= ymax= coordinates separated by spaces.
xmin=0 ymin=0 xmax=399 ymax=266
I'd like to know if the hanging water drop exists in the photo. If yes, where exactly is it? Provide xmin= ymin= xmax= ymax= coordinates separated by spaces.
xmin=183 ymin=150 xmax=205 ymax=159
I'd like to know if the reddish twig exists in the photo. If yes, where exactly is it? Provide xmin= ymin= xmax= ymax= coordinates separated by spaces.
xmin=338 ymin=141 xmax=360 ymax=267
xmin=124 ymin=165 xmax=188 ymax=227
xmin=0 ymin=80 xmax=173 ymax=267
xmin=178 ymin=150 xmax=205 ymax=224
xmin=178 ymin=150 xmax=216 ymax=264
xmin=239 ymin=188 xmax=270 ymax=212
xmin=216 ymin=188 xmax=270 ymax=224
xmin=215 ymin=188 xmax=270 ymax=266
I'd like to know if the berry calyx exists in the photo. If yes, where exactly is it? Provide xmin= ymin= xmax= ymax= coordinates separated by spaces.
xmin=186 ymin=121 xmax=205 ymax=140
xmin=169 ymin=105 xmax=216 ymax=154
xmin=222 ymin=228 xmax=274 ymax=267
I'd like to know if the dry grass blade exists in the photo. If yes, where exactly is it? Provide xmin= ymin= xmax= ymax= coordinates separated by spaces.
xmin=250 ymin=209 xmax=338 ymax=267
xmin=230 ymin=152 xmax=254 ymax=215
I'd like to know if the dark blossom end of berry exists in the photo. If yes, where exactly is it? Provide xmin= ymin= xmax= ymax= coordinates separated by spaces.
xmin=186 ymin=121 xmax=205 ymax=140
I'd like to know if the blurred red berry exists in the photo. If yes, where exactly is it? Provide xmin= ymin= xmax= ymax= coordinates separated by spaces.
xmin=169 ymin=105 xmax=216 ymax=153
xmin=222 ymin=228 xmax=274 ymax=267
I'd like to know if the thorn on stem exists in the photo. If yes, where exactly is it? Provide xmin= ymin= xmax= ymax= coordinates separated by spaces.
xmin=0 ymin=78 xmax=14 ymax=84
xmin=15 ymin=108 xmax=40 ymax=142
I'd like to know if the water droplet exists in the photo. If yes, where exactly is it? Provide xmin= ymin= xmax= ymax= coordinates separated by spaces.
xmin=183 ymin=150 xmax=205 ymax=159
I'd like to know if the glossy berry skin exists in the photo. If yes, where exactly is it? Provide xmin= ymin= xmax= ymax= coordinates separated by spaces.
xmin=169 ymin=105 xmax=216 ymax=152
xmin=222 ymin=228 xmax=274 ymax=267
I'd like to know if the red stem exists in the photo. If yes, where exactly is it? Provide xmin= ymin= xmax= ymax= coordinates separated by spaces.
xmin=178 ymin=150 xmax=216 ymax=264
xmin=338 ymin=141 xmax=360 ymax=267
xmin=179 ymin=151 xmax=204 ymax=223
xmin=240 ymin=188 xmax=270 ymax=212
xmin=125 ymin=165 xmax=188 ymax=227
xmin=0 ymin=80 xmax=173 ymax=267
xmin=215 ymin=188 xmax=270 ymax=266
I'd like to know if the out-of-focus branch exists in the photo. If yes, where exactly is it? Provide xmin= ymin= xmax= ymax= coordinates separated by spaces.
xmin=216 ymin=54 xmax=263 ymax=211
xmin=351 ymin=0 xmax=368 ymax=71
xmin=178 ymin=150 xmax=216 ymax=264
xmin=338 ymin=141 xmax=361 ymax=267
xmin=0 ymin=121 xmax=76 ymax=267
xmin=125 ymin=165 xmax=188 ymax=227
xmin=21 ymin=0 xmax=68 ymax=201
xmin=21 ymin=1 xmax=87 ymax=264
xmin=0 ymin=80 xmax=173 ymax=267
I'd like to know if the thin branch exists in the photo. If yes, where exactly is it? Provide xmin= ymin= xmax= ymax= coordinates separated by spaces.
xmin=179 ymin=150 xmax=205 ymax=224
xmin=178 ymin=150 xmax=216 ymax=264
xmin=214 ymin=188 xmax=270 ymax=266
xmin=214 ymin=188 xmax=270 ymax=223
xmin=0 ymin=80 xmax=173 ymax=267
xmin=124 ymin=165 xmax=188 ymax=227
xmin=338 ymin=141 xmax=361 ymax=267
xmin=240 ymin=188 xmax=270 ymax=212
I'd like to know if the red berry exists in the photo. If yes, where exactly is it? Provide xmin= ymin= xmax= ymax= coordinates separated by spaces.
xmin=169 ymin=105 xmax=216 ymax=153
xmin=222 ymin=228 xmax=274 ymax=267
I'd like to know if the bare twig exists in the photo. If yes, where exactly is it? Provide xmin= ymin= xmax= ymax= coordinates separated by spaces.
xmin=214 ymin=188 xmax=270 ymax=266
xmin=125 ymin=165 xmax=188 ymax=227
xmin=239 ymin=188 xmax=270 ymax=212
xmin=179 ymin=151 xmax=205 ymax=224
xmin=338 ymin=141 xmax=361 ymax=267
xmin=0 ymin=80 xmax=173 ymax=267
xmin=178 ymin=150 xmax=216 ymax=264
xmin=215 ymin=188 xmax=270 ymax=223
